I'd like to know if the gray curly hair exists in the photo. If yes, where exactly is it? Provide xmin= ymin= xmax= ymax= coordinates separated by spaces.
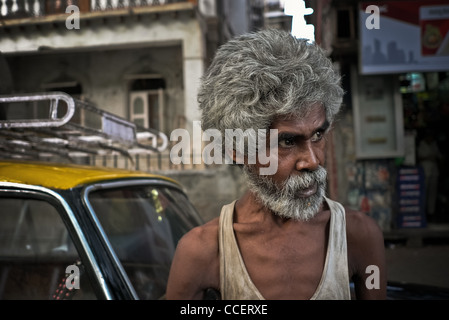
xmin=198 ymin=29 xmax=343 ymax=138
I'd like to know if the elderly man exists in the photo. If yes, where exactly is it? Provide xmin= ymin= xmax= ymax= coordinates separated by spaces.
xmin=166 ymin=29 xmax=386 ymax=300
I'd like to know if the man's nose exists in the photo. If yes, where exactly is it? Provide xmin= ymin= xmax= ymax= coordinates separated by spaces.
xmin=295 ymin=141 xmax=320 ymax=172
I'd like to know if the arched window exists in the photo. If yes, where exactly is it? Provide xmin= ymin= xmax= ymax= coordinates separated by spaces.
xmin=129 ymin=76 xmax=166 ymax=132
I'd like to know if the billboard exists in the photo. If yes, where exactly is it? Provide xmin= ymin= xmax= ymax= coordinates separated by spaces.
xmin=359 ymin=1 xmax=449 ymax=74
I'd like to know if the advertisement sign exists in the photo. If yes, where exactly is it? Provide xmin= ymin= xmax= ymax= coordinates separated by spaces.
xmin=360 ymin=1 xmax=449 ymax=74
xmin=396 ymin=166 xmax=426 ymax=228
xmin=351 ymin=67 xmax=405 ymax=159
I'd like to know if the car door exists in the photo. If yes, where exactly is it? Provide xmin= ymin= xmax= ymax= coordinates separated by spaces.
xmin=82 ymin=178 xmax=204 ymax=300
xmin=0 ymin=182 xmax=108 ymax=300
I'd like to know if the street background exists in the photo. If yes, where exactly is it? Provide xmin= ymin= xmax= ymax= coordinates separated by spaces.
xmin=384 ymin=222 xmax=449 ymax=289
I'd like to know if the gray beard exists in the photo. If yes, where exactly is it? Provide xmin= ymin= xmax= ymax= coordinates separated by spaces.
xmin=243 ymin=165 xmax=327 ymax=221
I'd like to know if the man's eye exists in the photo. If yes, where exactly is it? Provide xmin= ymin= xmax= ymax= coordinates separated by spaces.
xmin=279 ymin=137 xmax=295 ymax=148
xmin=311 ymin=131 xmax=324 ymax=142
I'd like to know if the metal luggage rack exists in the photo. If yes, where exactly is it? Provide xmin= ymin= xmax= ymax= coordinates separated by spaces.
xmin=0 ymin=92 xmax=168 ymax=168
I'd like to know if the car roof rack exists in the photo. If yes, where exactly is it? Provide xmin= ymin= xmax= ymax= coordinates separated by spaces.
xmin=0 ymin=92 xmax=168 ymax=166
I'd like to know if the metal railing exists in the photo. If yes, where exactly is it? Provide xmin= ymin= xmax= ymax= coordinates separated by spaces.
xmin=0 ymin=92 xmax=162 ymax=168
xmin=81 ymin=151 xmax=217 ymax=172
xmin=0 ymin=0 xmax=190 ymax=19
xmin=0 ymin=91 xmax=216 ymax=173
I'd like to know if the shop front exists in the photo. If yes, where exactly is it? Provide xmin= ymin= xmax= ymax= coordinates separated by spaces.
xmin=356 ymin=1 xmax=449 ymax=228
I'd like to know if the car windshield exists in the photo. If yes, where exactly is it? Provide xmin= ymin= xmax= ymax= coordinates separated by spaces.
xmin=87 ymin=183 xmax=203 ymax=300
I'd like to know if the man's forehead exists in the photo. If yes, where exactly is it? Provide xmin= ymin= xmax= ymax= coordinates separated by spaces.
xmin=271 ymin=104 xmax=327 ymax=130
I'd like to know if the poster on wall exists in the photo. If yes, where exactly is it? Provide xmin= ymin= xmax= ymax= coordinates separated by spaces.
xmin=351 ymin=66 xmax=405 ymax=159
xmin=359 ymin=1 xmax=449 ymax=74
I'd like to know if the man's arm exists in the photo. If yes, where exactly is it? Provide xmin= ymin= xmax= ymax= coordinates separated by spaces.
xmin=166 ymin=223 xmax=220 ymax=300
xmin=347 ymin=210 xmax=387 ymax=300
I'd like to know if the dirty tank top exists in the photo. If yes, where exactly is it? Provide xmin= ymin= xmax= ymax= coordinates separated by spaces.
xmin=218 ymin=197 xmax=351 ymax=300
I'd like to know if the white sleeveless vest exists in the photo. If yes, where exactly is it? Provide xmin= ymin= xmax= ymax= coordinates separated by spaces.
xmin=218 ymin=197 xmax=351 ymax=300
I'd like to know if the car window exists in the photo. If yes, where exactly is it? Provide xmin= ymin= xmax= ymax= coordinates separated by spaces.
xmin=87 ymin=184 xmax=203 ymax=300
xmin=0 ymin=197 xmax=97 ymax=300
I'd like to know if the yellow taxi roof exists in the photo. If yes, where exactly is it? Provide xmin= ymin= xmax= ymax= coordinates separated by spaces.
xmin=0 ymin=160 xmax=178 ymax=190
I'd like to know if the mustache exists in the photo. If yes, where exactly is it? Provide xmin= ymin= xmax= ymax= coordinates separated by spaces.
xmin=282 ymin=166 xmax=327 ymax=194
xmin=244 ymin=165 xmax=327 ymax=221
xmin=255 ymin=166 xmax=327 ymax=193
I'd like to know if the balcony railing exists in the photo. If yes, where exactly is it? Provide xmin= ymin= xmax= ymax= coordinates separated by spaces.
xmin=0 ymin=0 xmax=191 ymax=19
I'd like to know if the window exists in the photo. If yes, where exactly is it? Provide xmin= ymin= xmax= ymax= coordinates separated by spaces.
xmin=0 ymin=197 xmax=96 ymax=300
xmin=87 ymin=183 xmax=202 ymax=300
xmin=129 ymin=77 xmax=166 ymax=132
xmin=42 ymin=78 xmax=83 ymax=100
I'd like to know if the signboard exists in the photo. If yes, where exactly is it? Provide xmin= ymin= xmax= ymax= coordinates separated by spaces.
xmin=396 ymin=166 xmax=426 ymax=228
xmin=359 ymin=1 xmax=449 ymax=74
xmin=351 ymin=66 xmax=405 ymax=159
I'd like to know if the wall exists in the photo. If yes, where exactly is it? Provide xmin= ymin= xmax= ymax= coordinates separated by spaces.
xmin=6 ymin=44 xmax=185 ymax=135
xmin=1 ymin=5 xmax=206 ymax=137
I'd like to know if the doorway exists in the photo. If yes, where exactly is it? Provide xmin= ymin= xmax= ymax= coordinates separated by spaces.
xmin=400 ymin=71 xmax=449 ymax=223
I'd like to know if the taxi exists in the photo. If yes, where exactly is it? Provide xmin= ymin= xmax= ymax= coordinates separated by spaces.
xmin=0 ymin=160 xmax=203 ymax=300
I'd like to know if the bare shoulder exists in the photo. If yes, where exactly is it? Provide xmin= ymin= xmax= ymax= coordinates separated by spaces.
xmin=344 ymin=207 xmax=384 ymax=245
xmin=344 ymin=206 xmax=387 ymax=299
xmin=176 ymin=217 xmax=220 ymax=260
xmin=343 ymin=207 xmax=386 ymax=273
xmin=166 ymin=217 xmax=220 ymax=299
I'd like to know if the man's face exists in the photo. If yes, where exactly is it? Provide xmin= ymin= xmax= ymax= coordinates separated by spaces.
xmin=244 ymin=103 xmax=329 ymax=221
